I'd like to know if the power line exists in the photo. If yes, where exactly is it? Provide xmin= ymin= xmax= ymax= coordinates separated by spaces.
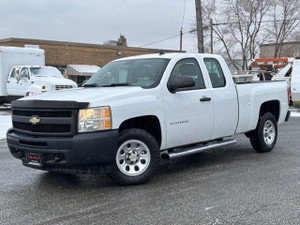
xmin=141 ymin=0 xmax=188 ymax=49
xmin=139 ymin=18 xmax=300 ymax=48
xmin=139 ymin=34 xmax=181 ymax=48
xmin=181 ymin=0 xmax=187 ymax=30
xmin=139 ymin=28 xmax=199 ymax=48
xmin=203 ymin=18 xmax=300 ymax=27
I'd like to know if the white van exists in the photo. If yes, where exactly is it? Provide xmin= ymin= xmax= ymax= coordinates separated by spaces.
xmin=291 ymin=60 xmax=300 ymax=103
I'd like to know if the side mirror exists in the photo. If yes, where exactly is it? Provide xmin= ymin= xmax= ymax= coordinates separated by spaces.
xmin=167 ymin=76 xmax=195 ymax=93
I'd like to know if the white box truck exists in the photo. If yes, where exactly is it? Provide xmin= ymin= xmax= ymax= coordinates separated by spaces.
xmin=0 ymin=46 xmax=77 ymax=104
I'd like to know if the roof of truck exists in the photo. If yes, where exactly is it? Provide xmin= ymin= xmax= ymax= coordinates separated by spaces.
xmin=113 ymin=52 xmax=221 ymax=61
xmin=0 ymin=46 xmax=44 ymax=54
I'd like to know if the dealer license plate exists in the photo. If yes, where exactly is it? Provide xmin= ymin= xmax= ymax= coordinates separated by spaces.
xmin=26 ymin=153 xmax=41 ymax=166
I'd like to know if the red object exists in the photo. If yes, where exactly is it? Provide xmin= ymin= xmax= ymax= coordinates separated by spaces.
xmin=250 ymin=58 xmax=290 ymax=71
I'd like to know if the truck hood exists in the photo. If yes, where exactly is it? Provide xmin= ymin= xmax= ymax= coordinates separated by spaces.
xmin=34 ymin=76 xmax=77 ymax=86
xmin=21 ymin=86 xmax=145 ymax=106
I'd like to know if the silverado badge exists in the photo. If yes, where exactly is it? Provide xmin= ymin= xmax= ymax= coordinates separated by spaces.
xmin=29 ymin=116 xmax=40 ymax=125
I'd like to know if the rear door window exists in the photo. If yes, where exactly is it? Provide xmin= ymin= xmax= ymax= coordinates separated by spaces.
xmin=204 ymin=58 xmax=226 ymax=88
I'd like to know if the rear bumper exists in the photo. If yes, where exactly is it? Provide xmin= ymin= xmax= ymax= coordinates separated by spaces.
xmin=6 ymin=129 xmax=118 ymax=172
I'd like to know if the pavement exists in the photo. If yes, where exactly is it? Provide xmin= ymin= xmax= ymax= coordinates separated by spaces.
xmin=0 ymin=117 xmax=299 ymax=224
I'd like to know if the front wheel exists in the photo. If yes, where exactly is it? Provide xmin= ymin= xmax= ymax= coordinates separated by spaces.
xmin=250 ymin=112 xmax=278 ymax=153
xmin=109 ymin=129 xmax=160 ymax=185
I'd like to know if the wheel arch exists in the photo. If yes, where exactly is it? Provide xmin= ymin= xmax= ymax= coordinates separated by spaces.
xmin=118 ymin=115 xmax=162 ymax=148
xmin=259 ymin=100 xmax=280 ymax=122
xmin=245 ymin=100 xmax=280 ymax=138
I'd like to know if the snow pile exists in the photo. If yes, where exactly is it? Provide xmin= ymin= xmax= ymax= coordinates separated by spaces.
xmin=291 ymin=112 xmax=300 ymax=117
xmin=0 ymin=113 xmax=12 ymax=140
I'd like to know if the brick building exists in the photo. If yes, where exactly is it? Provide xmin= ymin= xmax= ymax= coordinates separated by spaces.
xmin=260 ymin=41 xmax=300 ymax=58
xmin=0 ymin=36 xmax=181 ymax=68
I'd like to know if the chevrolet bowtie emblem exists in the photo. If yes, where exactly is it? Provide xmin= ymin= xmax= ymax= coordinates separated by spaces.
xmin=29 ymin=116 xmax=40 ymax=125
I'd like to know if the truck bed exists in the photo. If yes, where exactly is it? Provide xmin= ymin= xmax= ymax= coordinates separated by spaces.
xmin=235 ymin=80 xmax=289 ymax=134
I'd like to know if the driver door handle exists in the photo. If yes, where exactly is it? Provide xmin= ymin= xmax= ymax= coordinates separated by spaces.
xmin=200 ymin=96 xmax=211 ymax=102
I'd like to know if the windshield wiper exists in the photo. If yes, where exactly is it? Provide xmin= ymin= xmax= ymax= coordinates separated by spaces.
xmin=101 ymin=83 xmax=134 ymax=87
xmin=83 ymin=83 xmax=98 ymax=87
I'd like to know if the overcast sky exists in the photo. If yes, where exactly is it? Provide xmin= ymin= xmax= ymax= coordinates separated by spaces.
xmin=0 ymin=0 xmax=199 ymax=52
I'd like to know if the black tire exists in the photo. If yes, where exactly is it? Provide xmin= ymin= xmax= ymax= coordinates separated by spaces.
xmin=250 ymin=112 xmax=278 ymax=153
xmin=109 ymin=128 xmax=160 ymax=185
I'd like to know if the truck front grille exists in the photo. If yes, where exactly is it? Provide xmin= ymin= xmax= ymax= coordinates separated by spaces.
xmin=55 ymin=85 xmax=73 ymax=90
xmin=13 ymin=122 xmax=71 ymax=133
xmin=13 ymin=110 xmax=72 ymax=118
xmin=12 ymin=109 xmax=77 ymax=136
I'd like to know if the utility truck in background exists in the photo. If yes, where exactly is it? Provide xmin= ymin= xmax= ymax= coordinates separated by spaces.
xmin=7 ymin=53 xmax=290 ymax=185
xmin=290 ymin=59 xmax=300 ymax=104
xmin=0 ymin=46 xmax=77 ymax=104
xmin=247 ymin=57 xmax=300 ymax=104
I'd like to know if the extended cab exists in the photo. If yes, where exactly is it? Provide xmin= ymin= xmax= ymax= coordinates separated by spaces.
xmin=7 ymin=53 xmax=290 ymax=185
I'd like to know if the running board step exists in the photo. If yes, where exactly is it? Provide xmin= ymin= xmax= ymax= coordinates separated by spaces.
xmin=162 ymin=139 xmax=236 ymax=160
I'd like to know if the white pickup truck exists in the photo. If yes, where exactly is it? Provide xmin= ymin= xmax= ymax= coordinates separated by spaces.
xmin=7 ymin=53 xmax=290 ymax=185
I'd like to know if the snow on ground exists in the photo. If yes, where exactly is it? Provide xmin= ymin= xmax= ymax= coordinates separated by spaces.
xmin=0 ymin=112 xmax=12 ymax=140
xmin=0 ymin=110 xmax=300 ymax=140
xmin=291 ymin=112 xmax=300 ymax=117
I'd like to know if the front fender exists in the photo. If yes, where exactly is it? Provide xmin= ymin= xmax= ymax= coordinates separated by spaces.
xmin=25 ymin=85 xmax=45 ymax=96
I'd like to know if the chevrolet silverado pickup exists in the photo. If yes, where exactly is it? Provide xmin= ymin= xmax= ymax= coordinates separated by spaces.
xmin=7 ymin=53 xmax=290 ymax=185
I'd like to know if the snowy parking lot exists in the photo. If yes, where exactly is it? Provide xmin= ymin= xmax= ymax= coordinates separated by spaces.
xmin=0 ymin=110 xmax=11 ymax=140
xmin=1 ymin=115 xmax=300 ymax=224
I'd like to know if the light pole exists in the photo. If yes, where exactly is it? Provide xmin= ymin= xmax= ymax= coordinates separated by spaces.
xmin=210 ymin=18 xmax=213 ymax=54
xmin=180 ymin=29 xmax=183 ymax=51
xmin=195 ymin=0 xmax=204 ymax=53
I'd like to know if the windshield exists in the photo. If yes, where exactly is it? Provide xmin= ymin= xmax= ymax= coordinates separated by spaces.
xmin=84 ymin=58 xmax=170 ymax=88
xmin=30 ymin=67 xmax=63 ymax=78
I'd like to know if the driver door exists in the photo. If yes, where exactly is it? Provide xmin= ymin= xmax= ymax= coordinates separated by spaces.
xmin=162 ymin=57 xmax=214 ymax=148
xmin=18 ymin=67 xmax=31 ymax=96
xmin=6 ymin=67 xmax=20 ymax=96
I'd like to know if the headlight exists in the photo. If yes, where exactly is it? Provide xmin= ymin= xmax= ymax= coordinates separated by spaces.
xmin=78 ymin=106 xmax=111 ymax=133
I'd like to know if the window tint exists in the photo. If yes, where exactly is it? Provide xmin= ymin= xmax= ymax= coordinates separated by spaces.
xmin=204 ymin=58 xmax=226 ymax=88
xmin=169 ymin=58 xmax=205 ymax=91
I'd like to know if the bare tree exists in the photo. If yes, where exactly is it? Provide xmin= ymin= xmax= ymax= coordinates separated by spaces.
xmin=267 ymin=0 xmax=300 ymax=57
xmin=201 ymin=0 xmax=270 ymax=70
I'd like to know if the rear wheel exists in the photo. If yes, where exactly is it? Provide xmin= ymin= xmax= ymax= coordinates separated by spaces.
xmin=250 ymin=112 xmax=277 ymax=153
xmin=109 ymin=129 xmax=159 ymax=185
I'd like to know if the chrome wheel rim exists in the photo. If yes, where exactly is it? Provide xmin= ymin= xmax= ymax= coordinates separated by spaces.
xmin=116 ymin=140 xmax=151 ymax=176
xmin=263 ymin=120 xmax=275 ymax=145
